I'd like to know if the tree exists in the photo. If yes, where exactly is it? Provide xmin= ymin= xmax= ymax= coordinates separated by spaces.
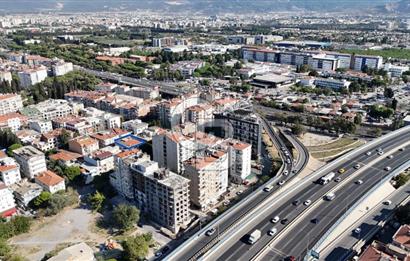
xmin=384 ymin=87 xmax=394 ymax=98
xmin=0 ymin=239 xmax=11 ymax=258
xmin=122 ymin=235 xmax=150 ymax=261
xmin=308 ymin=70 xmax=319 ymax=77
xmin=396 ymin=204 xmax=410 ymax=224
xmin=112 ymin=204 xmax=140 ymax=231
xmin=33 ymin=191 xmax=52 ymax=208
xmin=354 ymin=114 xmax=362 ymax=125
xmin=391 ymin=98 xmax=398 ymax=111
xmin=89 ymin=191 xmax=105 ymax=212
xmin=63 ymin=166 xmax=81 ymax=181
xmin=10 ymin=216 xmax=31 ymax=234
xmin=291 ymin=123 xmax=306 ymax=137
xmin=58 ymin=129 xmax=71 ymax=149
xmin=394 ymin=174 xmax=410 ymax=188
xmin=6 ymin=143 xmax=22 ymax=157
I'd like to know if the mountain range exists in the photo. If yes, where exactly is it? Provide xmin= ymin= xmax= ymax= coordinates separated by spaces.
xmin=0 ymin=0 xmax=408 ymax=14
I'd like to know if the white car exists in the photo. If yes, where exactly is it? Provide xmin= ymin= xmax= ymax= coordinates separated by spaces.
xmin=377 ymin=148 xmax=383 ymax=152
xmin=334 ymin=177 xmax=342 ymax=182
xmin=283 ymin=170 xmax=289 ymax=176
xmin=387 ymin=155 xmax=394 ymax=159
xmin=354 ymin=164 xmax=361 ymax=169
xmin=304 ymin=200 xmax=312 ymax=206
xmin=354 ymin=227 xmax=362 ymax=234
xmin=264 ymin=186 xmax=272 ymax=192
xmin=384 ymin=200 xmax=392 ymax=205
xmin=271 ymin=216 xmax=280 ymax=223
xmin=400 ymin=147 xmax=406 ymax=151
xmin=377 ymin=151 xmax=384 ymax=156
xmin=268 ymin=227 xmax=277 ymax=236
xmin=278 ymin=180 xmax=285 ymax=186
xmin=385 ymin=166 xmax=391 ymax=171
xmin=356 ymin=180 xmax=363 ymax=185
xmin=366 ymin=151 xmax=372 ymax=156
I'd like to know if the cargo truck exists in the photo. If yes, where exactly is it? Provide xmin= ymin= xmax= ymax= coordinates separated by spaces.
xmin=248 ymin=229 xmax=262 ymax=244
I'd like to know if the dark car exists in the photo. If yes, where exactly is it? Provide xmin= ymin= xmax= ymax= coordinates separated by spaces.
xmin=162 ymin=246 xmax=170 ymax=253
xmin=281 ymin=218 xmax=289 ymax=225
xmin=292 ymin=200 xmax=300 ymax=206
xmin=311 ymin=218 xmax=320 ymax=224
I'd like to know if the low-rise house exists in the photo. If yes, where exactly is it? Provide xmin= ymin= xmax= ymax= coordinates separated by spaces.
xmin=69 ymin=137 xmax=99 ymax=156
xmin=84 ymin=150 xmax=114 ymax=174
xmin=28 ymin=119 xmax=53 ymax=133
xmin=0 ymin=112 xmax=27 ymax=132
xmin=35 ymin=170 xmax=65 ymax=194
xmin=49 ymin=150 xmax=82 ymax=167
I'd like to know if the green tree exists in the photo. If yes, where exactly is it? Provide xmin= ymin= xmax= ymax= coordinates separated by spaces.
xmin=112 ymin=204 xmax=140 ymax=231
xmin=384 ymin=87 xmax=394 ymax=98
xmin=6 ymin=143 xmax=22 ymax=157
xmin=396 ymin=204 xmax=410 ymax=224
xmin=33 ymin=191 xmax=52 ymax=208
xmin=63 ymin=166 xmax=81 ymax=181
xmin=0 ymin=239 xmax=11 ymax=257
xmin=58 ymin=129 xmax=71 ymax=149
xmin=10 ymin=216 xmax=31 ymax=234
xmin=121 ymin=235 xmax=149 ymax=261
xmin=394 ymin=174 xmax=410 ymax=188
xmin=354 ymin=114 xmax=362 ymax=125
xmin=291 ymin=123 xmax=305 ymax=137
xmin=89 ymin=191 xmax=105 ymax=212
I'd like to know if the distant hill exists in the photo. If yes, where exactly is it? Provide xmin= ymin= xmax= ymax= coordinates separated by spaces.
xmin=380 ymin=0 xmax=410 ymax=13
xmin=0 ymin=0 xmax=400 ymax=14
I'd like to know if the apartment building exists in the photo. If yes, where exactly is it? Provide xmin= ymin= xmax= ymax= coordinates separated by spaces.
xmin=13 ymin=145 xmax=47 ymax=179
xmin=0 ymin=71 xmax=12 ymax=84
xmin=52 ymin=61 xmax=73 ymax=76
xmin=17 ymin=66 xmax=48 ymax=88
xmin=21 ymin=99 xmax=73 ymax=121
xmin=169 ymin=60 xmax=205 ymax=78
xmin=68 ymin=136 xmax=99 ymax=156
xmin=0 ymin=156 xmax=21 ymax=186
xmin=11 ymin=180 xmax=43 ymax=207
xmin=353 ymin=54 xmax=383 ymax=71
xmin=109 ymin=149 xmax=150 ymax=201
xmin=132 ymin=160 xmax=191 ymax=234
xmin=314 ymin=78 xmax=351 ymax=90
xmin=0 ymin=94 xmax=23 ymax=116
xmin=214 ymin=109 xmax=262 ymax=159
xmin=185 ymin=103 xmax=214 ymax=129
xmin=35 ymin=170 xmax=66 ymax=194
xmin=157 ymin=95 xmax=200 ymax=128
xmin=183 ymin=150 xmax=229 ymax=211
xmin=221 ymin=139 xmax=252 ymax=184
xmin=384 ymin=63 xmax=409 ymax=77
xmin=28 ymin=119 xmax=53 ymax=133
xmin=0 ymin=112 xmax=26 ymax=132
xmin=128 ymin=86 xmax=160 ymax=99
xmin=84 ymin=150 xmax=115 ymax=174
xmin=0 ymin=183 xmax=16 ymax=217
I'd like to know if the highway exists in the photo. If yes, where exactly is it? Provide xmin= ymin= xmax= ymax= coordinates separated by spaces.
xmin=201 ymin=129 xmax=410 ymax=261
xmin=322 ymin=182 xmax=410 ymax=261
xmin=164 ymin=116 xmax=309 ymax=260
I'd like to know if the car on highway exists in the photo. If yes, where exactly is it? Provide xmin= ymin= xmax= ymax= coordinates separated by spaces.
xmin=286 ymin=158 xmax=291 ymax=164
xmin=353 ymin=227 xmax=362 ymax=235
xmin=387 ymin=155 xmax=394 ymax=159
xmin=236 ymin=190 xmax=243 ymax=195
xmin=377 ymin=147 xmax=383 ymax=152
xmin=278 ymin=180 xmax=285 ymax=186
xmin=281 ymin=146 xmax=286 ymax=151
xmin=304 ymin=200 xmax=312 ymax=206
xmin=384 ymin=200 xmax=392 ymax=205
xmin=292 ymin=200 xmax=300 ymax=206
xmin=155 ymin=251 xmax=163 ymax=258
xmin=264 ymin=186 xmax=273 ymax=192
xmin=366 ymin=151 xmax=372 ymax=156
xmin=281 ymin=218 xmax=289 ymax=225
xmin=206 ymin=228 xmax=216 ymax=236
xmin=283 ymin=170 xmax=289 ymax=176
xmin=354 ymin=164 xmax=361 ymax=169
xmin=385 ymin=166 xmax=391 ymax=171
xmin=400 ymin=147 xmax=405 ymax=151
xmin=338 ymin=168 xmax=346 ymax=174
xmin=223 ymin=200 xmax=230 ymax=206
xmin=356 ymin=180 xmax=363 ymax=185
xmin=292 ymin=169 xmax=298 ymax=173
xmin=162 ymin=246 xmax=170 ymax=254
xmin=334 ymin=177 xmax=342 ymax=182
xmin=311 ymin=218 xmax=320 ymax=224
xmin=271 ymin=216 xmax=280 ymax=223
xmin=268 ymin=227 xmax=277 ymax=236
xmin=378 ymin=151 xmax=384 ymax=156
xmin=325 ymin=192 xmax=336 ymax=201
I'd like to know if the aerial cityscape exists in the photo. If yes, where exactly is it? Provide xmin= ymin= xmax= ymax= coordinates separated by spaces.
xmin=0 ymin=1 xmax=409 ymax=261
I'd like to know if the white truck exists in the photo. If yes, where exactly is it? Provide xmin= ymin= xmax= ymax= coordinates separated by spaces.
xmin=319 ymin=172 xmax=336 ymax=185
xmin=248 ymin=229 xmax=262 ymax=244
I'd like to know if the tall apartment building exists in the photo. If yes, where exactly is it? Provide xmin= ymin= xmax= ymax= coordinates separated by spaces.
xmin=185 ymin=103 xmax=214 ymax=130
xmin=221 ymin=139 xmax=252 ymax=184
xmin=52 ymin=61 xmax=73 ymax=76
xmin=109 ymin=149 xmax=150 ymax=201
xmin=0 ymin=156 xmax=21 ymax=186
xmin=353 ymin=54 xmax=383 ymax=71
xmin=0 ymin=94 xmax=23 ymax=116
xmin=131 ymin=160 xmax=191 ymax=234
xmin=157 ymin=95 xmax=200 ymax=128
xmin=214 ymin=109 xmax=262 ymax=159
xmin=13 ymin=145 xmax=47 ymax=179
xmin=17 ymin=66 xmax=48 ymax=88
xmin=0 ymin=183 xmax=16 ymax=217
xmin=384 ymin=63 xmax=409 ymax=77
xmin=183 ymin=150 xmax=229 ymax=211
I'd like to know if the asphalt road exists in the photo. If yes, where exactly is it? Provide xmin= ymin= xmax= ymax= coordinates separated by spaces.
xmin=323 ymin=182 xmax=410 ymax=261
xmin=213 ymin=131 xmax=410 ymax=261
xmin=164 ymin=118 xmax=305 ymax=261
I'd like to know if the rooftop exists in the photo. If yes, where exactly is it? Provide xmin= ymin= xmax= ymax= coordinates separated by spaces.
xmin=35 ymin=170 xmax=65 ymax=187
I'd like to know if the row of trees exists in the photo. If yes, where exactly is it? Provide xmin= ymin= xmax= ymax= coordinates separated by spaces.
xmin=32 ymin=189 xmax=79 ymax=216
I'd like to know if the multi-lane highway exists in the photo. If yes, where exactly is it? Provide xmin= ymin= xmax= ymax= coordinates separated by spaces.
xmin=200 ymin=127 xmax=410 ymax=261
xmin=164 ymin=117 xmax=309 ymax=260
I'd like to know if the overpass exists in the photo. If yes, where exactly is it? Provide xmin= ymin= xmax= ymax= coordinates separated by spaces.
xmin=198 ymin=126 xmax=410 ymax=261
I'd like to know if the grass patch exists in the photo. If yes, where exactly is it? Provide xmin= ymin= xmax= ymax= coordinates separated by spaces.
xmin=311 ymin=140 xmax=365 ymax=160
xmin=308 ymin=138 xmax=357 ymax=152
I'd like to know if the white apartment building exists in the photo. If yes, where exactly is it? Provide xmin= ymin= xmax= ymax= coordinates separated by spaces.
xmin=0 ymin=183 xmax=16 ymax=216
xmin=52 ymin=61 xmax=73 ymax=76
xmin=0 ymin=94 xmax=23 ymax=116
xmin=122 ymin=119 xmax=149 ymax=135
xmin=0 ymin=71 xmax=12 ymax=84
xmin=0 ymin=113 xmax=25 ymax=132
xmin=0 ymin=156 xmax=21 ymax=186
xmin=157 ymin=95 xmax=200 ymax=128
xmin=314 ymin=78 xmax=351 ymax=90
xmin=110 ymin=149 xmax=150 ymax=201
xmin=128 ymin=86 xmax=160 ymax=99
xmin=353 ymin=55 xmax=383 ymax=71
xmin=17 ymin=66 xmax=48 ymax=88
xmin=183 ymin=150 xmax=229 ymax=211
xmin=384 ymin=63 xmax=409 ymax=77
xmin=28 ymin=119 xmax=53 ymax=133
xmin=132 ymin=161 xmax=191 ymax=234
xmin=221 ymin=139 xmax=252 ymax=184
xmin=35 ymin=170 xmax=66 ymax=194
xmin=185 ymin=103 xmax=214 ymax=130
xmin=22 ymin=99 xmax=73 ymax=121
xmin=13 ymin=146 xmax=47 ymax=179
